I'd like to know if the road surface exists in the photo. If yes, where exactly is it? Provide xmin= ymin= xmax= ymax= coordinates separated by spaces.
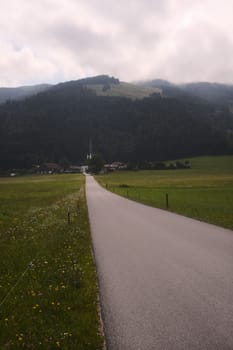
xmin=86 ymin=175 xmax=233 ymax=350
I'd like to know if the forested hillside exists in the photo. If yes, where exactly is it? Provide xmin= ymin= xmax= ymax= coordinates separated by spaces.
xmin=139 ymin=80 xmax=233 ymax=109
xmin=0 ymin=76 xmax=232 ymax=170
xmin=0 ymin=84 xmax=51 ymax=104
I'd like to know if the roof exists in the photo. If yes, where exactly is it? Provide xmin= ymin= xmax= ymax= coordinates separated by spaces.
xmin=43 ymin=162 xmax=61 ymax=169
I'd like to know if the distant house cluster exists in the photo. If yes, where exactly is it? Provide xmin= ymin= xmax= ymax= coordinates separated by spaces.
xmin=34 ymin=163 xmax=83 ymax=174
xmin=32 ymin=161 xmax=128 ymax=175
xmin=6 ymin=158 xmax=191 ymax=177
xmin=104 ymin=162 xmax=127 ymax=172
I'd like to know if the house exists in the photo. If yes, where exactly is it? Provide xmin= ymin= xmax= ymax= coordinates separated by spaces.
xmin=104 ymin=162 xmax=127 ymax=172
xmin=40 ymin=163 xmax=62 ymax=174
xmin=68 ymin=165 xmax=81 ymax=173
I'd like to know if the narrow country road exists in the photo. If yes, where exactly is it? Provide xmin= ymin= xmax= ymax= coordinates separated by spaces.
xmin=86 ymin=175 xmax=233 ymax=350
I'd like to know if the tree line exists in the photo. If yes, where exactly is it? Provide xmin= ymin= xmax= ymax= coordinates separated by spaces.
xmin=0 ymin=81 xmax=232 ymax=170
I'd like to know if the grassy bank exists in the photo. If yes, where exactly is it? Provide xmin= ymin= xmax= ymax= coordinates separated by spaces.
xmin=0 ymin=174 xmax=103 ymax=349
xmin=97 ymin=156 xmax=233 ymax=230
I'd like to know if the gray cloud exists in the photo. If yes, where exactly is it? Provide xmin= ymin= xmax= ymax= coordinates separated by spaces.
xmin=0 ymin=0 xmax=233 ymax=86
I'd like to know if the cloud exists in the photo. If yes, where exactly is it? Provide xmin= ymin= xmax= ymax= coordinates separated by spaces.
xmin=163 ymin=21 xmax=233 ymax=83
xmin=0 ymin=42 xmax=57 ymax=86
xmin=0 ymin=0 xmax=233 ymax=86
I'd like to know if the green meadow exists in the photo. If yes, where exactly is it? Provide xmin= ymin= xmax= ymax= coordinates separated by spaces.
xmin=97 ymin=156 xmax=233 ymax=230
xmin=0 ymin=174 xmax=103 ymax=349
xmin=85 ymin=82 xmax=161 ymax=99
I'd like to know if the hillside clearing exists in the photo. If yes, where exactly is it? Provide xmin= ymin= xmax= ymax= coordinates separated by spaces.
xmin=85 ymin=82 xmax=161 ymax=99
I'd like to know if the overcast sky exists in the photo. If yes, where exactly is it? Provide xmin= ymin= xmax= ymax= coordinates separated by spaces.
xmin=1 ymin=0 xmax=233 ymax=87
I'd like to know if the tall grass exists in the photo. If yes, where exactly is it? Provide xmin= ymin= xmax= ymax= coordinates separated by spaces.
xmin=0 ymin=174 xmax=103 ymax=349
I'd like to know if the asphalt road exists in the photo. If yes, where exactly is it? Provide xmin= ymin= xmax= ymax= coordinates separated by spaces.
xmin=86 ymin=175 xmax=233 ymax=350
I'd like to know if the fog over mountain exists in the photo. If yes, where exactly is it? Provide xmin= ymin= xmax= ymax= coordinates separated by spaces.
xmin=1 ymin=77 xmax=233 ymax=109
xmin=0 ymin=84 xmax=51 ymax=104
xmin=138 ymin=79 xmax=233 ymax=109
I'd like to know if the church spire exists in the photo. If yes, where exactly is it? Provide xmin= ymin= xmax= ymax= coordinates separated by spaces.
xmin=87 ymin=137 xmax=93 ymax=160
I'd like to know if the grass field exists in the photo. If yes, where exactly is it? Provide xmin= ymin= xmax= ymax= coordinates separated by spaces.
xmin=85 ymin=82 xmax=161 ymax=99
xmin=0 ymin=174 xmax=103 ymax=349
xmin=97 ymin=156 xmax=233 ymax=230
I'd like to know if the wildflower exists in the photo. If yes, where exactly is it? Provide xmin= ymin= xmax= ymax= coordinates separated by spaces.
xmin=16 ymin=334 xmax=24 ymax=341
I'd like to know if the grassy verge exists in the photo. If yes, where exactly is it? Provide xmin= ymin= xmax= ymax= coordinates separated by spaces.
xmin=0 ymin=174 xmax=103 ymax=349
xmin=96 ymin=156 xmax=233 ymax=230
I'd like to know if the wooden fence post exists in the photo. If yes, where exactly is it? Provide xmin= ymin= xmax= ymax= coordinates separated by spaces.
xmin=166 ymin=193 xmax=169 ymax=209
xmin=67 ymin=209 xmax=71 ymax=224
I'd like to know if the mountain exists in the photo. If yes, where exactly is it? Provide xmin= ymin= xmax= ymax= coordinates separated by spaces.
xmin=54 ymin=75 xmax=161 ymax=100
xmin=0 ymin=75 xmax=161 ymax=105
xmin=137 ymin=79 xmax=194 ymax=98
xmin=0 ymin=75 xmax=232 ymax=170
xmin=138 ymin=80 xmax=233 ymax=110
xmin=180 ymin=82 xmax=233 ymax=108
xmin=0 ymin=84 xmax=51 ymax=104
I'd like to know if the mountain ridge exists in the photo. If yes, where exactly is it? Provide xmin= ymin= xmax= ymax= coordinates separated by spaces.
xmin=137 ymin=79 xmax=233 ymax=110
xmin=1 ymin=75 xmax=233 ymax=108
xmin=0 ymin=84 xmax=51 ymax=104
xmin=0 ymin=75 xmax=232 ymax=170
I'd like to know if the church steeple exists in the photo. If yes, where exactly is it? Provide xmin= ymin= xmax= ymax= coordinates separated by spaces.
xmin=87 ymin=137 xmax=93 ymax=160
